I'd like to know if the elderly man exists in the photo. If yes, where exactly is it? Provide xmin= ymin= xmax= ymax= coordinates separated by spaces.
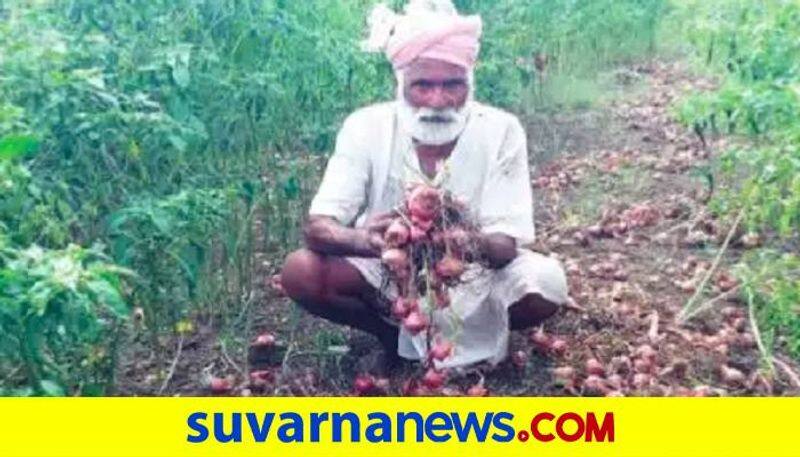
xmin=280 ymin=0 xmax=568 ymax=369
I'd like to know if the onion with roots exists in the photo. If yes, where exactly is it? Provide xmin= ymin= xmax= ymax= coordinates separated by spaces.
xmin=435 ymin=255 xmax=466 ymax=280
xmin=429 ymin=340 xmax=454 ymax=361
xmin=391 ymin=297 xmax=417 ymax=320
xmin=402 ymin=310 xmax=429 ymax=335
xmin=407 ymin=185 xmax=442 ymax=224
xmin=381 ymin=248 xmax=408 ymax=272
xmin=377 ymin=183 xmax=486 ymax=393
xmin=384 ymin=220 xmax=410 ymax=248
xmin=422 ymin=368 xmax=447 ymax=390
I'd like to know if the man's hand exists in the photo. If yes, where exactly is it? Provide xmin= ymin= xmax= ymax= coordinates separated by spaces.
xmin=304 ymin=213 xmax=396 ymax=258
xmin=359 ymin=212 xmax=396 ymax=254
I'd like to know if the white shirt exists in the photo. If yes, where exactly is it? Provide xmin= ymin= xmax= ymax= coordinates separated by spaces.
xmin=309 ymin=100 xmax=535 ymax=244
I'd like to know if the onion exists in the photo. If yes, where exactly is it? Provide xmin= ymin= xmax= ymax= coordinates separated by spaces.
xmin=585 ymin=358 xmax=606 ymax=377
xmin=391 ymin=297 xmax=415 ymax=320
xmin=402 ymin=310 xmax=429 ymax=335
xmin=720 ymin=365 xmax=746 ymax=386
xmin=633 ymin=358 xmax=654 ymax=375
xmin=632 ymin=373 xmax=652 ymax=390
xmin=354 ymin=374 xmax=376 ymax=395
xmin=550 ymin=338 xmax=568 ymax=356
xmin=384 ymin=220 xmax=410 ymax=248
xmin=422 ymin=368 xmax=447 ymax=390
xmin=530 ymin=327 xmax=552 ymax=352
xmin=209 ymin=376 xmax=232 ymax=394
xmin=634 ymin=344 xmax=657 ymax=363
xmin=374 ymin=377 xmax=391 ymax=392
xmin=443 ymin=228 xmax=471 ymax=250
xmin=435 ymin=255 xmax=465 ymax=280
xmin=582 ymin=375 xmax=610 ymax=396
xmin=429 ymin=340 xmax=454 ymax=361
xmin=409 ymin=224 xmax=429 ymax=242
xmin=606 ymin=374 xmax=624 ymax=390
xmin=252 ymin=332 xmax=276 ymax=347
xmin=692 ymin=385 xmax=713 ymax=397
xmin=249 ymin=370 xmax=273 ymax=387
xmin=407 ymin=185 xmax=442 ymax=222
xmin=381 ymin=248 xmax=408 ymax=271
xmin=552 ymin=366 xmax=576 ymax=387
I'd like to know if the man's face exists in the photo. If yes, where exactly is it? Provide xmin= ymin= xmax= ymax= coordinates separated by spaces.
xmin=398 ymin=58 xmax=471 ymax=146
xmin=403 ymin=58 xmax=469 ymax=111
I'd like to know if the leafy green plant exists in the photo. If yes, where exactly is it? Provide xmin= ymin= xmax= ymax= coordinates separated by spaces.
xmin=0 ymin=237 xmax=132 ymax=396
xmin=675 ymin=0 xmax=800 ymax=359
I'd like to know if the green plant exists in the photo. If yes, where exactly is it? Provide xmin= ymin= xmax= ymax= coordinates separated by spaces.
xmin=0 ymin=237 xmax=131 ymax=396
xmin=675 ymin=0 xmax=800 ymax=359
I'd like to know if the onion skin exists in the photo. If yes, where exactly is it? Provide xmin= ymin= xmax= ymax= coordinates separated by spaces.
xmin=435 ymin=255 xmax=465 ymax=280
xmin=585 ymin=358 xmax=606 ymax=377
xmin=422 ymin=368 xmax=446 ymax=390
xmin=391 ymin=297 xmax=416 ymax=320
xmin=407 ymin=185 xmax=442 ymax=223
xmin=402 ymin=310 xmax=429 ymax=335
xmin=429 ymin=340 xmax=454 ymax=361
xmin=253 ymin=333 xmax=276 ymax=347
xmin=381 ymin=248 xmax=408 ymax=270
xmin=354 ymin=374 xmax=377 ymax=396
xmin=409 ymin=225 xmax=429 ymax=242
xmin=209 ymin=377 xmax=233 ymax=394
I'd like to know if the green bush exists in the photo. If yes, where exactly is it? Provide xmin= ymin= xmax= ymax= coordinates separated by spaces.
xmin=676 ymin=0 xmax=800 ymax=358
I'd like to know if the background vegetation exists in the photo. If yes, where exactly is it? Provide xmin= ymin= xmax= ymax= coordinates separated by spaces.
xmin=673 ymin=0 xmax=800 ymax=360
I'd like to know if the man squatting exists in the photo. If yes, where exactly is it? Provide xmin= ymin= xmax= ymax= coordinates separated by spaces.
xmin=280 ymin=0 xmax=569 ymax=370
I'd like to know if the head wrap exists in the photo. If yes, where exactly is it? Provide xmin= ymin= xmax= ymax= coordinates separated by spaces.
xmin=362 ymin=0 xmax=483 ymax=72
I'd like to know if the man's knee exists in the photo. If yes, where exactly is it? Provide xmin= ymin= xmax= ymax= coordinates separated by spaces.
xmin=281 ymin=249 xmax=325 ymax=304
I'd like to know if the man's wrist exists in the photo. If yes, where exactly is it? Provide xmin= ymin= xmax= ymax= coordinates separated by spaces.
xmin=353 ymin=228 xmax=380 ymax=257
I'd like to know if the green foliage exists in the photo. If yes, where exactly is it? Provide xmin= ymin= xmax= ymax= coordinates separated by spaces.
xmin=737 ymin=252 xmax=800 ymax=357
xmin=676 ymin=0 xmax=800 ymax=358
xmin=0 ymin=239 xmax=132 ymax=396
xmin=459 ymin=0 xmax=667 ymax=111
xmin=108 ymin=187 xmax=233 ymax=331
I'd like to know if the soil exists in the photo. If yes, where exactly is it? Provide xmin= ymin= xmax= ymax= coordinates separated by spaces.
xmin=117 ymin=60 xmax=800 ymax=397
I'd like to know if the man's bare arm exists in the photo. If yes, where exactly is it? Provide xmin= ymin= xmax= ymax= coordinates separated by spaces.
xmin=303 ymin=215 xmax=392 ymax=257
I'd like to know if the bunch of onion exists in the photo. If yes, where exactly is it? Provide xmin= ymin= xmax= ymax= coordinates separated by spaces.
xmin=379 ymin=184 xmax=483 ymax=391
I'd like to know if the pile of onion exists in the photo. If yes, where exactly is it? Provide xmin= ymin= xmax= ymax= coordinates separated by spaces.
xmin=379 ymin=184 xmax=482 ymax=393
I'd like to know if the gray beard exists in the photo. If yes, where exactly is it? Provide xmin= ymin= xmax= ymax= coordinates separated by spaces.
xmin=396 ymin=98 xmax=471 ymax=146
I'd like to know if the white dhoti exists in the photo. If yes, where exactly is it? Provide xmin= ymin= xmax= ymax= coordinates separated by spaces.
xmin=347 ymin=249 xmax=568 ymax=368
